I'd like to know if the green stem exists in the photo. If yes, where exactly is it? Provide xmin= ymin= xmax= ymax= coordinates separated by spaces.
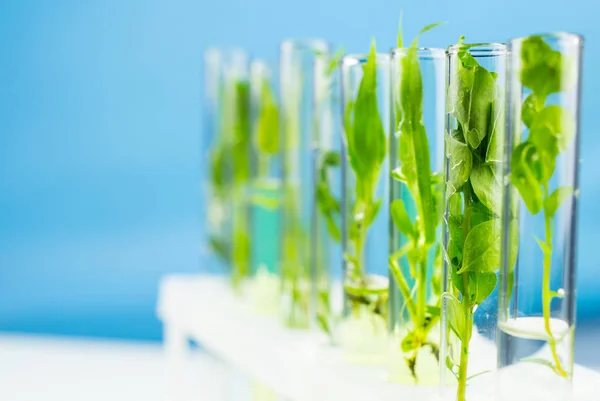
xmin=353 ymin=198 xmax=370 ymax=281
xmin=416 ymin=254 xmax=428 ymax=331
xmin=390 ymin=242 xmax=412 ymax=261
xmin=457 ymin=307 xmax=473 ymax=401
xmin=542 ymin=187 xmax=567 ymax=377
xmin=457 ymin=184 xmax=473 ymax=401
xmin=389 ymin=257 xmax=417 ymax=321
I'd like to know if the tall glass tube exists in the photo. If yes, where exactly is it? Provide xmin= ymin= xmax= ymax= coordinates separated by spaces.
xmin=223 ymin=52 xmax=252 ymax=292
xmin=313 ymin=51 xmax=343 ymax=340
xmin=441 ymin=40 xmax=507 ymax=401
xmin=497 ymin=33 xmax=583 ymax=401
xmin=248 ymin=59 xmax=281 ymax=315
xmin=202 ymin=48 xmax=248 ymax=280
xmin=388 ymin=47 xmax=445 ymax=384
xmin=339 ymin=46 xmax=390 ymax=364
xmin=280 ymin=39 xmax=330 ymax=328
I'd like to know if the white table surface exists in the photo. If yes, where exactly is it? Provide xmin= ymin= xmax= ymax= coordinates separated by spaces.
xmin=0 ymin=334 xmax=229 ymax=401
xmin=157 ymin=275 xmax=600 ymax=401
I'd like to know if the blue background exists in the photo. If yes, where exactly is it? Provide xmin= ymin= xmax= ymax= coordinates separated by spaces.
xmin=0 ymin=0 xmax=598 ymax=344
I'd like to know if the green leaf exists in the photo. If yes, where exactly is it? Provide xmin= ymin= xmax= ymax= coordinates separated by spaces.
xmin=520 ymin=36 xmax=570 ymax=96
xmin=326 ymin=48 xmax=345 ymax=77
xmin=209 ymin=236 xmax=229 ymax=262
xmin=448 ymin=241 xmax=464 ymax=294
xmin=529 ymin=105 xmax=576 ymax=156
xmin=458 ymin=218 xmax=501 ymax=274
xmin=322 ymin=150 xmax=341 ymax=167
xmin=391 ymin=199 xmax=416 ymax=239
xmin=443 ymin=293 xmax=466 ymax=342
xmin=521 ymin=93 xmax=545 ymax=128
xmin=449 ymin=192 xmax=463 ymax=218
xmin=325 ymin=215 xmax=341 ymax=242
xmin=468 ymin=201 xmax=494 ymax=228
xmin=396 ymin=33 xmax=437 ymax=243
xmin=256 ymin=80 xmax=279 ymax=155
xmin=470 ymin=272 xmax=497 ymax=304
xmin=365 ymin=199 xmax=382 ymax=227
xmin=446 ymin=132 xmax=473 ymax=191
xmin=316 ymin=181 xmax=341 ymax=241
xmin=509 ymin=142 xmax=544 ymax=214
xmin=345 ymin=41 xmax=386 ymax=186
xmin=316 ymin=149 xmax=341 ymax=242
xmin=210 ymin=144 xmax=226 ymax=195
xmin=410 ymin=22 xmax=446 ymax=47
xmin=396 ymin=10 xmax=403 ymax=48
xmin=450 ymin=258 xmax=464 ymax=294
xmin=449 ymin=46 xmax=496 ymax=150
xmin=447 ymin=214 xmax=464 ymax=270
xmin=544 ymin=186 xmax=574 ymax=218
xmin=399 ymin=124 xmax=436 ymax=243
xmin=470 ymin=163 xmax=502 ymax=214
xmin=485 ymin=92 xmax=505 ymax=163
xmin=316 ymin=313 xmax=331 ymax=336
xmin=232 ymin=81 xmax=251 ymax=185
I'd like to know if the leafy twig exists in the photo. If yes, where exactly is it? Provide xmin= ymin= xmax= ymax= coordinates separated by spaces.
xmin=389 ymin=17 xmax=444 ymax=383
xmin=510 ymin=35 xmax=576 ymax=377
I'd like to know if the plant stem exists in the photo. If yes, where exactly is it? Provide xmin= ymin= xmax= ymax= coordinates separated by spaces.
xmin=390 ymin=242 xmax=412 ymax=261
xmin=542 ymin=186 xmax=567 ymax=377
xmin=456 ymin=184 xmax=473 ymax=401
xmin=353 ymin=198 xmax=370 ymax=281
xmin=417 ymin=255 xmax=428 ymax=330
xmin=457 ymin=307 xmax=473 ymax=401
xmin=389 ymin=257 xmax=417 ymax=321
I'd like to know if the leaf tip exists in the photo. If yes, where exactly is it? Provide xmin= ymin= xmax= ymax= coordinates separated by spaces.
xmin=397 ymin=10 xmax=404 ymax=48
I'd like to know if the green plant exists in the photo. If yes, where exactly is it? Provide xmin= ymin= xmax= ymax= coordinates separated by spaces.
xmin=343 ymin=41 xmax=388 ymax=316
xmin=208 ymin=141 xmax=231 ymax=262
xmin=314 ymin=50 xmax=344 ymax=336
xmin=509 ymin=35 xmax=576 ymax=377
xmin=444 ymin=37 xmax=513 ymax=401
xmin=280 ymin=55 xmax=311 ymax=328
xmin=208 ymin=80 xmax=235 ymax=266
xmin=388 ymin=20 xmax=444 ymax=382
xmin=252 ymin=77 xmax=282 ymax=210
xmin=229 ymin=80 xmax=252 ymax=288
xmin=255 ymin=78 xmax=280 ymax=175
xmin=316 ymin=50 xmax=345 ymax=244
